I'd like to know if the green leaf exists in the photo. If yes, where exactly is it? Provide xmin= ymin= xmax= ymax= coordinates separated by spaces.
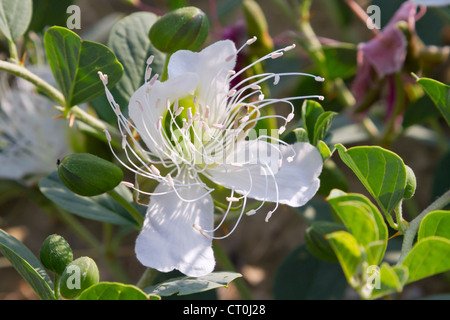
xmin=335 ymin=144 xmax=407 ymax=215
xmin=77 ymin=282 xmax=151 ymax=300
xmin=327 ymin=190 xmax=388 ymax=265
xmin=325 ymin=231 xmax=364 ymax=287
xmin=369 ymin=263 xmax=408 ymax=300
xmin=305 ymin=221 xmax=347 ymax=262
xmin=39 ymin=171 xmax=140 ymax=227
xmin=273 ymin=245 xmax=347 ymax=299
xmin=102 ymin=12 xmax=166 ymax=119
xmin=44 ymin=26 xmax=123 ymax=108
xmin=301 ymin=100 xmax=336 ymax=146
xmin=0 ymin=0 xmax=32 ymax=41
xmin=418 ymin=210 xmax=450 ymax=241
xmin=144 ymin=272 xmax=241 ymax=296
xmin=415 ymin=75 xmax=450 ymax=126
xmin=402 ymin=236 xmax=450 ymax=283
xmin=0 ymin=229 xmax=55 ymax=300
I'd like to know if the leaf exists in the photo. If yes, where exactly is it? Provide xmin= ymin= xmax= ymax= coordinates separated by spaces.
xmin=402 ymin=236 xmax=450 ymax=283
xmin=415 ymin=75 xmax=450 ymax=126
xmin=335 ymin=144 xmax=407 ymax=215
xmin=327 ymin=191 xmax=388 ymax=265
xmin=0 ymin=0 xmax=32 ymax=41
xmin=77 ymin=282 xmax=152 ymax=300
xmin=44 ymin=26 xmax=123 ymax=108
xmin=325 ymin=231 xmax=364 ymax=287
xmin=0 ymin=229 xmax=55 ymax=300
xmin=39 ymin=171 xmax=140 ymax=227
xmin=273 ymin=245 xmax=347 ymax=299
xmin=369 ymin=263 xmax=408 ymax=300
xmin=106 ymin=12 xmax=165 ymax=117
xmin=418 ymin=210 xmax=450 ymax=241
xmin=144 ymin=272 xmax=242 ymax=296
xmin=301 ymin=100 xmax=336 ymax=146
xmin=305 ymin=221 xmax=347 ymax=263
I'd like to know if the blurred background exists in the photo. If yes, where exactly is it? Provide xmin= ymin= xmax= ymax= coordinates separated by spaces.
xmin=0 ymin=0 xmax=449 ymax=300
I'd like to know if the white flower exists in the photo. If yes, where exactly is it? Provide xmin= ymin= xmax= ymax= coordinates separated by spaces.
xmin=100 ymin=39 xmax=324 ymax=277
xmin=0 ymin=68 xmax=71 ymax=185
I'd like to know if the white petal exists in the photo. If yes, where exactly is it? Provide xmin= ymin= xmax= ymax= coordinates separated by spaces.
xmin=135 ymin=179 xmax=215 ymax=277
xmin=168 ymin=40 xmax=237 ymax=107
xmin=128 ymin=73 xmax=198 ymax=154
xmin=207 ymin=142 xmax=323 ymax=207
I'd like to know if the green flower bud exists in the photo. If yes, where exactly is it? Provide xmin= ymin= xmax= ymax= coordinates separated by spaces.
xmin=60 ymin=257 xmax=99 ymax=299
xmin=40 ymin=234 xmax=73 ymax=275
xmin=57 ymin=153 xmax=123 ymax=197
xmin=305 ymin=221 xmax=346 ymax=263
xmin=149 ymin=6 xmax=209 ymax=54
xmin=403 ymin=165 xmax=417 ymax=199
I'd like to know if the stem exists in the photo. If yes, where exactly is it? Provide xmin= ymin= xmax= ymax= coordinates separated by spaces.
xmin=8 ymin=40 xmax=19 ymax=63
xmin=212 ymin=241 xmax=253 ymax=300
xmin=107 ymin=189 xmax=144 ymax=228
xmin=397 ymin=189 xmax=450 ymax=264
xmin=136 ymin=268 xmax=160 ymax=289
xmin=0 ymin=60 xmax=65 ymax=106
xmin=54 ymin=274 xmax=61 ymax=300
xmin=394 ymin=200 xmax=408 ymax=234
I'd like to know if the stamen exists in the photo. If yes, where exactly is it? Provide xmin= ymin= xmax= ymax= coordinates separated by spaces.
xmin=315 ymin=76 xmax=325 ymax=82
xmin=226 ymin=196 xmax=240 ymax=202
xmin=146 ymin=55 xmax=154 ymax=65
xmin=246 ymin=36 xmax=257 ymax=45
xmin=278 ymin=126 xmax=286 ymax=135
xmin=246 ymin=210 xmax=257 ymax=216
xmin=286 ymin=113 xmax=295 ymax=122
xmin=286 ymin=156 xmax=294 ymax=163
xmin=166 ymin=173 xmax=174 ymax=188
xmin=175 ymin=107 xmax=184 ymax=116
xmin=225 ymin=54 xmax=235 ymax=62
xmin=193 ymin=224 xmax=211 ymax=239
xmin=103 ymin=129 xmax=112 ymax=142
xmin=121 ymin=181 xmax=135 ymax=188
xmin=150 ymin=164 xmax=160 ymax=176
xmin=149 ymin=73 xmax=159 ymax=86
xmin=284 ymin=44 xmax=296 ymax=52
xmin=273 ymin=74 xmax=280 ymax=85
xmin=271 ymin=52 xmax=284 ymax=59
xmin=228 ymin=89 xmax=237 ymax=97
xmin=121 ymin=135 xmax=127 ymax=149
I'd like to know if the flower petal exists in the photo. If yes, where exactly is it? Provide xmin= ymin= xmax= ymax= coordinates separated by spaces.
xmin=207 ymin=141 xmax=323 ymax=207
xmin=135 ymin=178 xmax=215 ymax=277
xmin=168 ymin=40 xmax=237 ymax=108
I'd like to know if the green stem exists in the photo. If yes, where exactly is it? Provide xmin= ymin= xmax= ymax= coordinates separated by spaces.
xmin=107 ymin=189 xmax=144 ymax=228
xmin=397 ymin=189 xmax=450 ymax=265
xmin=0 ymin=60 xmax=65 ymax=106
xmin=212 ymin=241 xmax=253 ymax=300
xmin=8 ymin=40 xmax=19 ymax=63
xmin=394 ymin=200 xmax=408 ymax=234
xmin=54 ymin=274 xmax=61 ymax=300
xmin=136 ymin=268 xmax=160 ymax=289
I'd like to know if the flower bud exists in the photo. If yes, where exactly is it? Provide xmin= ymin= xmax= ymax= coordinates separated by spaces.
xmin=57 ymin=153 xmax=123 ymax=197
xmin=149 ymin=6 xmax=209 ymax=54
xmin=40 ymin=234 xmax=73 ymax=275
xmin=403 ymin=165 xmax=417 ymax=199
xmin=60 ymin=257 xmax=100 ymax=299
